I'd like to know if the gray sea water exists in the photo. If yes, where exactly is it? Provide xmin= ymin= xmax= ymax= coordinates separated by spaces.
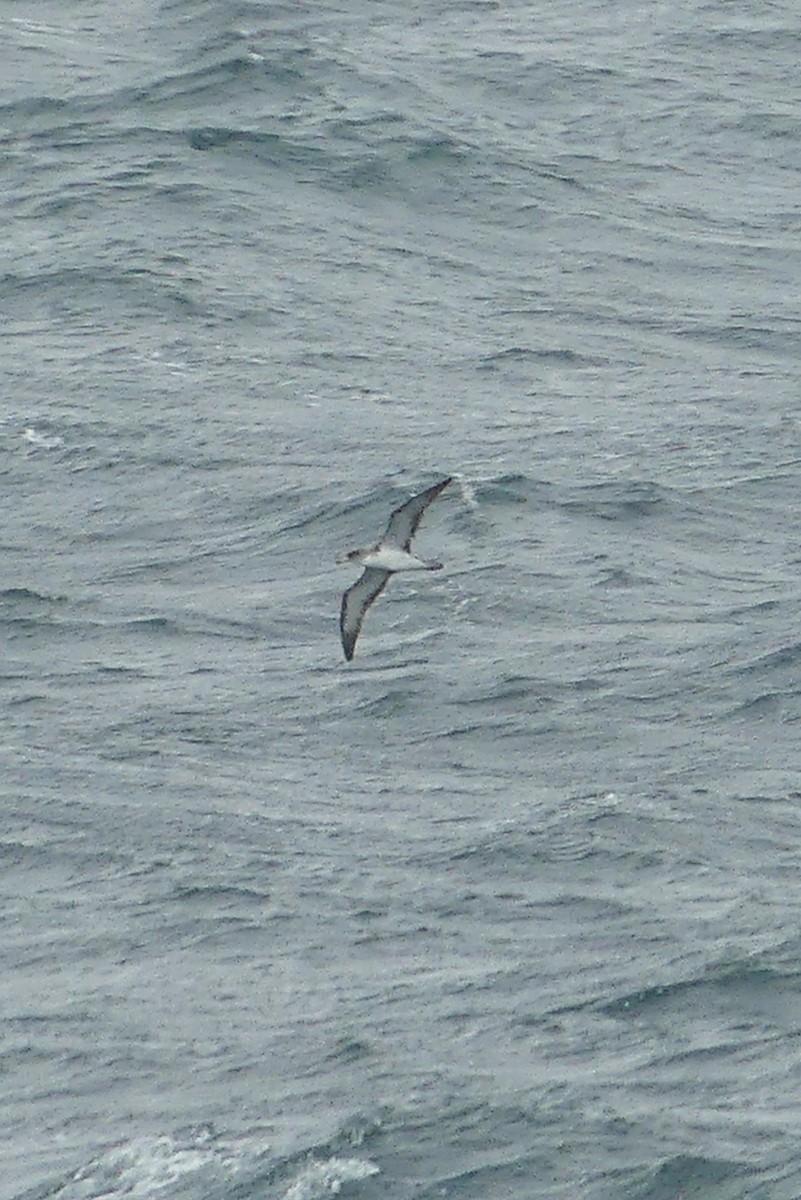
xmin=4 ymin=1 xmax=801 ymax=1197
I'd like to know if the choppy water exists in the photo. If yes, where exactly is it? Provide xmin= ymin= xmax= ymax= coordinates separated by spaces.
xmin=4 ymin=2 xmax=801 ymax=1198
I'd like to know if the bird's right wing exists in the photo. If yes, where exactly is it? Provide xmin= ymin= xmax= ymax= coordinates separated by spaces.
xmin=340 ymin=568 xmax=390 ymax=661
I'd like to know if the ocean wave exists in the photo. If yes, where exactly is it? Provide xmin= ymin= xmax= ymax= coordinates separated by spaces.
xmin=598 ymin=958 xmax=799 ymax=1020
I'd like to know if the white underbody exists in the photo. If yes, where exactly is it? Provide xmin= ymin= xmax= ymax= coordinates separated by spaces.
xmin=361 ymin=546 xmax=432 ymax=571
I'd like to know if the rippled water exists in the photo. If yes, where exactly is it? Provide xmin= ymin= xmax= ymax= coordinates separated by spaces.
xmin=4 ymin=2 xmax=801 ymax=1198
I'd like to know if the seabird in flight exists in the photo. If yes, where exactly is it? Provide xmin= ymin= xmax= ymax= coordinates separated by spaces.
xmin=339 ymin=476 xmax=452 ymax=661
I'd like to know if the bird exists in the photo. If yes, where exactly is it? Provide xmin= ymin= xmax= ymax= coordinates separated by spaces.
xmin=339 ymin=476 xmax=452 ymax=661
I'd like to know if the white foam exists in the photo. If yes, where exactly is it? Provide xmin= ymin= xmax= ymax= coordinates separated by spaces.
xmin=67 ymin=1135 xmax=215 ymax=1197
xmin=283 ymin=1157 xmax=380 ymax=1200
xmin=62 ymin=1127 xmax=269 ymax=1199
xmin=455 ymin=473 xmax=478 ymax=510
xmin=23 ymin=427 xmax=64 ymax=449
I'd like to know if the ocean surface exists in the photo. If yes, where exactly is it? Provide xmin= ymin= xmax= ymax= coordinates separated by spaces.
xmin=3 ymin=1 xmax=801 ymax=1197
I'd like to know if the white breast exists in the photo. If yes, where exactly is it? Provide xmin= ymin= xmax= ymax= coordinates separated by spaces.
xmin=361 ymin=546 xmax=427 ymax=571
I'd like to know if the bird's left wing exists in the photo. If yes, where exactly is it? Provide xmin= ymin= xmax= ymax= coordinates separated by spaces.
xmin=340 ymin=568 xmax=390 ymax=661
xmin=383 ymin=476 xmax=452 ymax=551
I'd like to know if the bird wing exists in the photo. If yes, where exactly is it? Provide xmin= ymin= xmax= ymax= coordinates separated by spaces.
xmin=382 ymin=476 xmax=452 ymax=551
xmin=340 ymin=568 xmax=391 ymax=661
